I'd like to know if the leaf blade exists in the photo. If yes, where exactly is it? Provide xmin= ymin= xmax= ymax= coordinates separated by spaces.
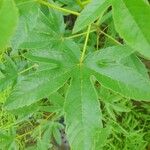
xmin=73 ymin=0 xmax=110 ymax=33
xmin=64 ymin=67 xmax=102 ymax=150
xmin=89 ymin=63 xmax=150 ymax=101
xmin=4 ymin=67 xmax=71 ymax=110
xmin=112 ymin=0 xmax=150 ymax=59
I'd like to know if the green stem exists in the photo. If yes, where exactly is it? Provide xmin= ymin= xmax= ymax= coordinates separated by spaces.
xmin=80 ymin=24 xmax=91 ymax=64
xmin=96 ymin=31 xmax=100 ymax=50
xmin=37 ymin=0 xmax=80 ymax=16
xmin=93 ymin=24 xmax=122 ymax=46
xmin=100 ymin=30 xmax=122 ymax=46
xmin=65 ymin=29 xmax=96 ymax=40
xmin=82 ymin=0 xmax=91 ymax=6
xmin=76 ymin=0 xmax=84 ymax=8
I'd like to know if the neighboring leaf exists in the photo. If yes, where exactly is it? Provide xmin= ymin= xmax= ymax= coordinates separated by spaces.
xmin=0 ymin=128 xmax=18 ymax=150
xmin=12 ymin=0 xmax=39 ymax=50
xmin=95 ymin=126 xmax=111 ymax=149
xmin=111 ymin=104 xmax=130 ymax=113
xmin=73 ymin=0 xmax=110 ymax=33
xmin=48 ymin=92 xmax=64 ymax=112
xmin=112 ymin=0 xmax=150 ymax=59
xmin=40 ymin=91 xmax=65 ymax=113
xmin=10 ymin=103 xmax=39 ymax=120
xmin=17 ymin=4 xmax=65 ymax=50
xmin=64 ymin=67 xmax=102 ymax=150
xmin=36 ymin=122 xmax=53 ymax=150
xmin=0 ymin=0 xmax=18 ymax=50
xmin=52 ymin=125 xmax=62 ymax=145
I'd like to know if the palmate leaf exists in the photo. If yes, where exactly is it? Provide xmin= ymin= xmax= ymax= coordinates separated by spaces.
xmin=112 ymin=0 xmax=150 ymax=59
xmin=0 ymin=0 xmax=18 ymax=50
xmin=73 ymin=0 xmax=110 ymax=33
xmin=4 ymin=43 xmax=150 ymax=149
xmin=14 ymin=1 xmax=65 ymax=50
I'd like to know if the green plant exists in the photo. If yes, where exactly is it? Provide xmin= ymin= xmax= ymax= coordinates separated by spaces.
xmin=0 ymin=0 xmax=150 ymax=149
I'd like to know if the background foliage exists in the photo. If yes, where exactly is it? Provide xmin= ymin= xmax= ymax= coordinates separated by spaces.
xmin=0 ymin=0 xmax=150 ymax=149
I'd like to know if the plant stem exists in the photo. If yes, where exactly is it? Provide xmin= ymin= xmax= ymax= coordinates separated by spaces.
xmin=76 ymin=0 xmax=84 ymax=8
xmin=100 ymin=30 xmax=122 ymax=46
xmin=80 ymin=24 xmax=91 ymax=64
xmin=96 ymin=31 xmax=100 ymax=50
xmin=82 ymin=0 xmax=91 ymax=6
xmin=37 ymin=0 xmax=80 ymax=16
xmin=37 ymin=0 xmax=121 ymax=46
xmin=65 ymin=29 xmax=96 ymax=40
xmin=93 ymin=24 xmax=122 ymax=46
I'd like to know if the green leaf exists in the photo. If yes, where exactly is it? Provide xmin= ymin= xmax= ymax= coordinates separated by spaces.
xmin=87 ymin=61 xmax=150 ymax=101
xmin=36 ymin=122 xmax=53 ymax=150
xmin=87 ymin=45 xmax=134 ymax=63
xmin=73 ymin=0 xmax=110 ymax=33
xmin=86 ymin=46 xmax=150 ymax=101
xmin=40 ymin=92 xmax=65 ymax=113
xmin=24 ymin=48 xmax=77 ymax=68
xmin=48 ymin=92 xmax=64 ymax=111
xmin=52 ymin=125 xmax=62 ymax=145
xmin=4 ymin=67 xmax=71 ymax=110
xmin=112 ymin=0 xmax=150 ymax=59
xmin=5 ymin=40 xmax=79 ymax=110
xmin=17 ymin=4 xmax=65 ymax=50
xmin=64 ymin=67 xmax=102 ymax=150
xmin=0 ymin=0 xmax=18 ymax=50
xmin=95 ymin=126 xmax=111 ymax=149
xmin=12 ymin=0 xmax=39 ymax=50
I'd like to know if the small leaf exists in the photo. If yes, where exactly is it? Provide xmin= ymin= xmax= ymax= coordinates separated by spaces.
xmin=111 ymin=104 xmax=130 ymax=112
xmin=95 ymin=126 xmax=111 ymax=149
xmin=73 ymin=0 xmax=110 ymax=33
xmin=17 ymin=5 xmax=65 ymax=50
xmin=52 ymin=125 xmax=62 ymax=145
